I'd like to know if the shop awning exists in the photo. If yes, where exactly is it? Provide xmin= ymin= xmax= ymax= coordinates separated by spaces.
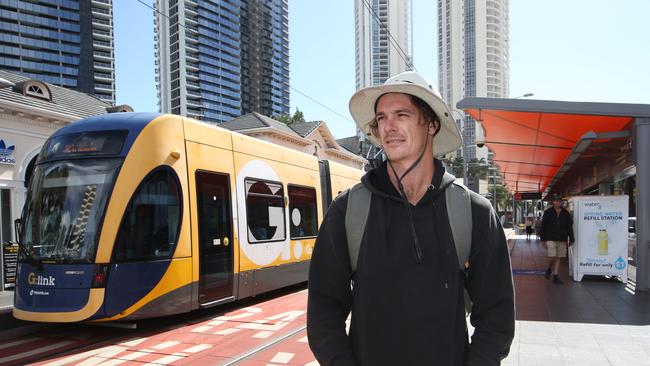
xmin=456 ymin=98 xmax=649 ymax=197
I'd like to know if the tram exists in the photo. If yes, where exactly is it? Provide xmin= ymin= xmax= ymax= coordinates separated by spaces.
xmin=13 ymin=112 xmax=363 ymax=322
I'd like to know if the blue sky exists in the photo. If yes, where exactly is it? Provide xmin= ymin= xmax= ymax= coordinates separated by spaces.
xmin=115 ymin=0 xmax=650 ymax=139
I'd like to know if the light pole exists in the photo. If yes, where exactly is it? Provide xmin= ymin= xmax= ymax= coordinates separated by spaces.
xmin=451 ymin=109 xmax=468 ymax=186
xmin=514 ymin=93 xmax=534 ymax=99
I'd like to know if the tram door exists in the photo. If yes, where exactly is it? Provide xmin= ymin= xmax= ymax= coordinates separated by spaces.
xmin=196 ymin=171 xmax=233 ymax=303
xmin=187 ymin=139 xmax=236 ymax=305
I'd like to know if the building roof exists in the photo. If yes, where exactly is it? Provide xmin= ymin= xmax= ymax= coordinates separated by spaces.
xmin=0 ymin=69 xmax=116 ymax=119
xmin=288 ymin=121 xmax=322 ymax=137
xmin=220 ymin=112 xmax=299 ymax=137
xmin=336 ymin=136 xmax=361 ymax=154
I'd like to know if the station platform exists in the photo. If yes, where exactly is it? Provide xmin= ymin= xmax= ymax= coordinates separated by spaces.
xmin=1 ymin=234 xmax=649 ymax=365
xmin=505 ymin=235 xmax=650 ymax=365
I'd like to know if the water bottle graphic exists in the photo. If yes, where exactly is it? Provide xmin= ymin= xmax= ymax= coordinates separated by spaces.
xmin=597 ymin=229 xmax=608 ymax=255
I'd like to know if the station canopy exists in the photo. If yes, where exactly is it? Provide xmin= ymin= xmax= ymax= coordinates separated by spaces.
xmin=455 ymin=98 xmax=650 ymax=198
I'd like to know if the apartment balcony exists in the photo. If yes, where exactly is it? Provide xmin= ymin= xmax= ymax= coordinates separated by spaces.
xmin=92 ymin=18 xmax=112 ymax=30
xmin=94 ymin=73 xmax=113 ymax=83
xmin=186 ymin=33 xmax=199 ymax=44
xmin=93 ymin=51 xmax=113 ymax=62
xmin=92 ymin=7 xmax=111 ymax=20
xmin=92 ymin=28 xmax=112 ymax=41
xmin=184 ymin=16 xmax=198 ymax=26
xmin=186 ymin=80 xmax=201 ymax=90
xmin=186 ymin=99 xmax=203 ymax=109
xmin=186 ymin=89 xmax=202 ymax=100
xmin=94 ymin=61 xmax=113 ymax=72
xmin=186 ymin=52 xmax=199 ymax=63
xmin=186 ymin=62 xmax=199 ymax=72
xmin=93 ymin=40 xmax=112 ymax=51
xmin=184 ymin=1 xmax=199 ymax=15
xmin=186 ymin=72 xmax=199 ymax=81
xmin=91 ymin=0 xmax=111 ymax=9
xmin=94 ymin=83 xmax=114 ymax=93
xmin=185 ymin=43 xmax=199 ymax=54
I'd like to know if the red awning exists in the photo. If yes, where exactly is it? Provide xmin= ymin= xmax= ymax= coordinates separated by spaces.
xmin=457 ymin=98 xmax=637 ymax=195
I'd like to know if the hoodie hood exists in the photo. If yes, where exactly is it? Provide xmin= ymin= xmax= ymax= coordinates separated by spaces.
xmin=361 ymin=158 xmax=457 ymax=206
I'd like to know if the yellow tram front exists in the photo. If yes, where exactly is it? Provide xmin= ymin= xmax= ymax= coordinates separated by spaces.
xmin=14 ymin=113 xmax=193 ymax=322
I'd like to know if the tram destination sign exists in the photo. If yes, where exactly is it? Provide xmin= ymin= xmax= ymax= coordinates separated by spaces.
xmin=2 ymin=243 xmax=17 ymax=288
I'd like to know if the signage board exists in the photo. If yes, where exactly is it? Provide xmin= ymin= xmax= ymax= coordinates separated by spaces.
xmin=2 ymin=243 xmax=18 ymax=288
xmin=568 ymin=196 xmax=628 ymax=283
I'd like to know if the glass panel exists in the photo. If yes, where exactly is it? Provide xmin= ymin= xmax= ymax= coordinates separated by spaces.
xmin=245 ymin=179 xmax=285 ymax=243
xmin=288 ymin=186 xmax=317 ymax=239
xmin=113 ymin=169 xmax=181 ymax=262
xmin=21 ymin=159 xmax=121 ymax=263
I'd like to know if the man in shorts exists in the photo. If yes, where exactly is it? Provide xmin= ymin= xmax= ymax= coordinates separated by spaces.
xmin=540 ymin=195 xmax=574 ymax=284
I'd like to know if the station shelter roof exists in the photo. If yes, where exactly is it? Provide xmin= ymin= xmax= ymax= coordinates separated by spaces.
xmin=456 ymin=97 xmax=650 ymax=198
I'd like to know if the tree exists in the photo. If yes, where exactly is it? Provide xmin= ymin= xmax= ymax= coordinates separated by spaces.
xmin=467 ymin=158 xmax=489 ymax=179
xmin=291 ymin=108 xmax=305 ymax=124
xmin=273 ymin=113 xmax=292 ymax=124
xmin=273 ymin=108 xmax=305 ymax=124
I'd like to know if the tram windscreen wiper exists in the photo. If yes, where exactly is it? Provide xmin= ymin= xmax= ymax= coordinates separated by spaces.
xmin=14 ymin=219 xmax=43 ymax=271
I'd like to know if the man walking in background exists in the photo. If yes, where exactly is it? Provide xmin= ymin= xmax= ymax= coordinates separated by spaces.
xmin=540 ymin=195 xmax=575 ymax=284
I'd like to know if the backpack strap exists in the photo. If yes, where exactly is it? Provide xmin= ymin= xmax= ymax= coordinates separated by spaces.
xmin=445 ymin=182 xmax=472 ymax=271
xmin=345 ymin=183 xmax=371 ymax=274
xmin=445 ymin=181 xmax=473 ymax=315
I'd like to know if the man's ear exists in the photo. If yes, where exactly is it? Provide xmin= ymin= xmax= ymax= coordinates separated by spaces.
xmin=428 ymin=120 xmax=439 ymax=135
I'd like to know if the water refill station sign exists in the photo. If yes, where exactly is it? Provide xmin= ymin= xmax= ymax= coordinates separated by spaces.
xmin=568 ymin=196 xmax=628 ymax=283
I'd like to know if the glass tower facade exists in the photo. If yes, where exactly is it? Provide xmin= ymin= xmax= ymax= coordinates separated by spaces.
xmin=0 ymin=0 xmax=116 ymax=103
xmin=156 ymin=0 xmax=289 ymax=124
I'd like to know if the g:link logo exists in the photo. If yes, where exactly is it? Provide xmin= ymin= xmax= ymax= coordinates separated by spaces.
xmin=28 ymin=272 xmax=56 ymax=286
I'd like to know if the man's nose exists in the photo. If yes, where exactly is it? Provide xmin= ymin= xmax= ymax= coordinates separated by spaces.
xmin=381 ymin=115 xmax=399 ymax=131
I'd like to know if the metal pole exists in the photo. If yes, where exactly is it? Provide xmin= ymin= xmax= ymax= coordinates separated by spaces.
xmin=635 ymin=118 xmax=650 ymax=291
xmin=493 ymin=175 xmax=497 ymax=210
xmin=0 ymin=241 xmax=4 ymax=291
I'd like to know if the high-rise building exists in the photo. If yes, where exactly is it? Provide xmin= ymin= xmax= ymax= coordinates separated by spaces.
xmin=354 ymin=0 xmax=413 ymax=90
xmin=438 ymin=0 xmax=509 ymax=161
xmin=156 ymin=0 xmax=289 ymax=123
xmin=0 ymin=0 xmax=116 ymax=103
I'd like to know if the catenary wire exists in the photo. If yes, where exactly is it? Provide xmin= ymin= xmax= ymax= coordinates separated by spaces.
xmin=361 ymin=0 xmax=416 ymax=72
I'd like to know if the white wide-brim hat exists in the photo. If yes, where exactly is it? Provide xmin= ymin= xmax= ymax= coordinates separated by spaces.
xmin=349 ymin=71 xmax=462 ymax=157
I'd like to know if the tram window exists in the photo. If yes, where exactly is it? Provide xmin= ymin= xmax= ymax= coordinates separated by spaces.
xmin=113 ymin=168 xmax=181 ymax=262
xmin=245 ymin=179 xmax=285 ymax=243
xmin=288 ymin=185 xmax=317 ymax=239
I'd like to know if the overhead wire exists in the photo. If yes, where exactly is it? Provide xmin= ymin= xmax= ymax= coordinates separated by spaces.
xmin=361 ymin=0 xmax=416 ymax=72
xmin=134 ymin=0 xmax=355 ymax=125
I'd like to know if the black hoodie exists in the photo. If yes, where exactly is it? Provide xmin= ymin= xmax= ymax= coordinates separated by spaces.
xmin=307 ymin=160 xmax=515 ymax=366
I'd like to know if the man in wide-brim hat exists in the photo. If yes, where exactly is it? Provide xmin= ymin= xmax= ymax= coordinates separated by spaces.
xmin=307 ymin=71 xmax=515 ymax=365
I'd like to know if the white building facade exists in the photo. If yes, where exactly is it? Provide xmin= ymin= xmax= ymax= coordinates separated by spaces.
xmin=438 ymin=0 xmax=509 ymax=161
xmin=0 ymin=70 xmax=130 ymax=245
xmin=355 ymin=0 xmax=413 ymax=90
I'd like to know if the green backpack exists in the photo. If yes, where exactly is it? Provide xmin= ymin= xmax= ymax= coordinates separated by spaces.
xmin=344 ymin=181 xmax=473 ymax=315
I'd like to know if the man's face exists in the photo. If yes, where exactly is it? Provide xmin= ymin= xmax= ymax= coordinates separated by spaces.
xmin=374 ymin=93 xmax=435 ymax=166
xmin=553 ymin=199 xmax=562 ymax=209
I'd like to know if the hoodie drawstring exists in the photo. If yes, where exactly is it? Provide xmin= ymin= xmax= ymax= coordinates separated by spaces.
xmin=386 ymin=133 xmax=430 ymax=264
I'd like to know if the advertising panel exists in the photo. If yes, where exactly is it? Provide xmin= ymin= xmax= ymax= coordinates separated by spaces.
xmin=569 ymin=196 xmax=628 ymax=283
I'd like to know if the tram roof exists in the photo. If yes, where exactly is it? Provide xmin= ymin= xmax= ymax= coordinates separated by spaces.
xmin=456 ymin=97 xmax=650 ymax=198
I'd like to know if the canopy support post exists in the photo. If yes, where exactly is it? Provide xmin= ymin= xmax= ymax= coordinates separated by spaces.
xmin=635 ymin=118 xmax=650 ymax=292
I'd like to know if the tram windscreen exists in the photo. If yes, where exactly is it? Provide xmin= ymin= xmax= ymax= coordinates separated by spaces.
xmin=21 ymin=159 xmax=121 ymax=263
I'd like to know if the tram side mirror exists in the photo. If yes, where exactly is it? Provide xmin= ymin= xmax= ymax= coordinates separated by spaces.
xmin=14 ymin=218 xmax=22 ymax=241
